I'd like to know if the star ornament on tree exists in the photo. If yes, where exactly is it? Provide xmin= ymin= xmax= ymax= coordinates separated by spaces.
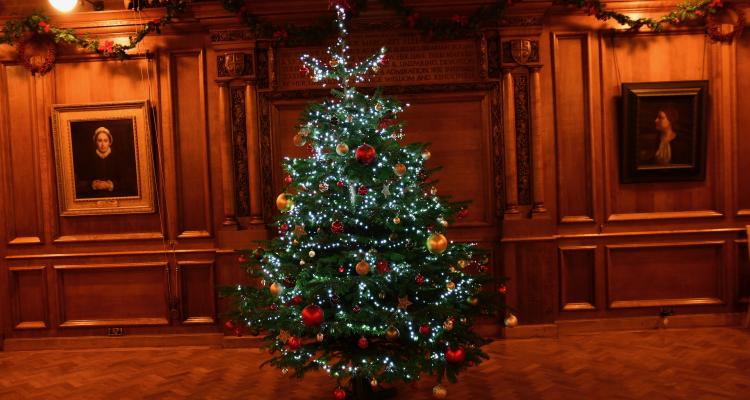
xmin=397 ymin=296 xmax=413 ymax=310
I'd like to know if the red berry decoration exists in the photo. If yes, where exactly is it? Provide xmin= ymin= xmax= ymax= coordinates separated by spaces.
xmin=283 ymin=174 xmax=293 ymax=185
xmin=357 ymin=186 xmax=369 ymax=195
xmin=415 ymin=274 xmax=425 ymax=285
xmin=337 ymin=180 xmax=344 ymax=187
xmin=358 ymin=336 xmax=369 ymax=349
xmin=419 ymin=324 xmax=430 ymax=335
xmin=287 ymin=336 xmax=301 ymax=350
xmin=445 ymin=346 xmax=466 ymax=364
xmin=301 ymin=304 xmax=324 ymax=327
xmin=355 ymin=143 xmax=377 ymax=165
xmin=224 ymin=320 xmax=235 ymax=330
xmin=331 ymin=220 xmax=345 ymax=234
xmin=291 ymin=295 xmax=303 ymax=305
xmin=333 ymin=387 xmax=346 ymax=400
xmin=376 ymin=260 xmax=390 ymax=273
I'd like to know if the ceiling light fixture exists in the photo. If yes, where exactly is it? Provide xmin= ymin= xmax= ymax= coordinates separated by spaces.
xmin=49 ymin=0 xmax=104 ymax=12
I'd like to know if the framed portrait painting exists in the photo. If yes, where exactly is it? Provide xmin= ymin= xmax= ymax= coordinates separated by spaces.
xmin=52 ymin=100 xmax=156 ymax=216
xmin=620 ymin=80 xmax=708 ymax=183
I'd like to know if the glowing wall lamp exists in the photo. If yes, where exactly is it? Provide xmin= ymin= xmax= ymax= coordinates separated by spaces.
xmin=49 ymin=0 xmax=105 ymax=12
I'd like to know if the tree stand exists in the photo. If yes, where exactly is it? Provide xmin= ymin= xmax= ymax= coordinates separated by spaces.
xmin=349 ymin=377 xmax=397 ymax=400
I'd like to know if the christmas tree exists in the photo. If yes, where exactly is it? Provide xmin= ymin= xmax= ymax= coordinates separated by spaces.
xmin=227 ymin=4 xmax=503 ymax=399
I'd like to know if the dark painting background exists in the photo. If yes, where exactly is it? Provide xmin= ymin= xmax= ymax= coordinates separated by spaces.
xmin=635 ymin=95 xmax=695 ymax=167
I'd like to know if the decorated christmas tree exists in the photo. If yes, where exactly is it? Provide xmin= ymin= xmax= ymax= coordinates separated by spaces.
xmin=226 ymin=4 xmax=504 ymax=399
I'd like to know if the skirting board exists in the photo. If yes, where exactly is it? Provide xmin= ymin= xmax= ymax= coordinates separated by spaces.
xmin=503 ymin=313 xmax=745 ymax=339
xmin=3 ymin=333 xmax=225 ymax=351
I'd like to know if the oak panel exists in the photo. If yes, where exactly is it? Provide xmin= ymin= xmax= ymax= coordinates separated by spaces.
xmin=52 ymin=58 xmax=163 ymax=238
xmin=177 ymin=261 xmax=216 ymax=324
xmin=2 ymin=65 xmax=43 ymax=244
xmin=270 ymin=92 xmax=494 ymax=227
xmin=559 ymin=246 xmax=596 ymax=310
xmin=171 ymin=51 xmax=212 ymax=238
xmin=736 ymin=37 xmax=750 ymax=214
xmin=552 ymin=33 xmax=593 ymax=223
xmin=8 ymin=266 xmax=48 ymax=329
xmin=601 ymin=33 xmax=718 ymax=219
xmin=54 ymin=263 xmax=169 ymax=327
xmin=606 ymin=242 xmax=724 ymax=308
xmin=737 ymin=241 xmax=749 ymax=302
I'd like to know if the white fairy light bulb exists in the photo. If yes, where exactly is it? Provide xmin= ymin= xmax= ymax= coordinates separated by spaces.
xmin=49 ymin=0 xmax=77 ymax=12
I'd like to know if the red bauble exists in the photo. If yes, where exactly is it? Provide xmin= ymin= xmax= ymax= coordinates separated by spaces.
xmin=457 ymin=207 xmax=469 ymax=219
xmin=280 ymin=223 xmax=289 ymax=232
xmin=338 ymin=266 xmax=346 ymax=273
xmin=299 ymin=66 xmax=310 ymax=76
xmin=283 ymin=174 xmax=293 ymax=185
xmin=376 ymin=260 xmax=390 ymax=273
xmin=224 ymin=320 xmax=235 ymax=330
xmin=445 ymin=347 xmax=466 ymax=364
xmin=333 ymin=387 xmax=347 ymax=400
xmin=468 ymin=360 xmax=475 ymax=367
xmin=287 ymin=336 xmax=301 ymax=350
xmin=237 ymin=254 xmax=248 ymax=263
xmin=291 ymin=295 xmax=303 ymax=305
xmin=357 ymin=336 xmax=369 ymax=349
xmin=357 ymin=186 xmax=369 ymax=195
xmin=331 ymin=220 xmax=344 ymax=234
xmin=352 ymin=305 xmax=361 ymax=313
xmin=270 ymin=304 xmax=279 ymax=311
xmin=415 ymin=274 xmax=425 ymax=285
xmin=498 ymin=284 xmax=507 ymax=294
xmin=355 ymin=144 xmax=377 ymax=165
xmin=419 ymin=324 xmax=430 ymax=335
xmin=233 ymin=326 xmax=244 ymax=337
xmin=337 ymin=180 xmax=344 ymax=187
xmin=301 ymin=304 xmax=324 ymax=326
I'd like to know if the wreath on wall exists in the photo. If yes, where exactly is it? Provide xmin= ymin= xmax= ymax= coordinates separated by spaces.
xmin=0 ymin=0 xmax=744 ymax=74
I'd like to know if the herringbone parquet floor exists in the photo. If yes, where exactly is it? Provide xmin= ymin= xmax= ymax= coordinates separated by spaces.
xmin=1 ymin=327 xmax=749 ymax=399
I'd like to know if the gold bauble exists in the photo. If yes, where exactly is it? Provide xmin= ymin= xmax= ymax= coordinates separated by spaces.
xmin=430 ymin=186 xmax=438 ymax=195
xmin=457 ymin=259 xmax=467 ymax=269
xmin=432 ymin=384 xmax=447 ymax=399
xmin=375 ymin=103 xmax=383 ymax=111
xmin=443 ymin=320 xmax=454 ymax=331
xmin=467 ymin=296 xmax=479 ymax=306
xmin=393 ymin=216 xmax=401 ymax=224
xmin=446 ymin=281 xmax=456 ymax=290
xmin=346 ymin=114 xmax=353 ymax=123
xmin=269 ymin=282 xmax=282 ymax=296
xmin=356 ymin=260 xmax=370 ymax=276
xmin=335 ymin=143 xmax=349 ymax=155
xmin=426 ymin=233 xmax=448 ymax=254
xmin=439 ymin=218 xmax=448 ymax=227
xmin=372 ymin=65 xmax=380 ymax=73
xmin=370 ymin=378 xmax=378 ymax=387
xmin=293 ymin=133 xmax=306 ymax=147
xmin=393 ymin=163 xmax=407 ymax=177
xmin=422 ymin=150 xmax=432 ymax=160
xmin=385 ymin=326 xmax=400 ymax=341
xmin=329 ymin=58 xmax=339 ymax=67
xmin=276 ymin=193 xmax=293 ymax=212
xmin=504 ymin=313 xmax=518 ymax=328
xmin=316 ymin=332 xmax=324 ymax=342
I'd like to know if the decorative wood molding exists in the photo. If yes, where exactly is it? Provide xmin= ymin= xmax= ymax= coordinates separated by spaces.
xmin=217 ymin=82 xmax=238 ymax=227
xmin=513 ymin=71 xmax=531 ymax=206
xmin=483 ymin=30 xmax=501 ymax=80
xmin=8 ymin=237 xmax=43 ymax=245
xmin=607 ymin=210 xmax=724 ymax=222
xmin=609 ymin=298 xmax=724 ymax=309
xmin=490 ymin=82 xmax=506 ymax=219
xmin=217 ymin=53 xmax=253 ymax=78
xmin=499 ymin=16 xmax=544 ymax=27
xmin=255 ymin=47 xmax=270 ymax=90
xmin=502 ymin=69 xmax=519 ymax=216
xmin=230 ymin=85 xmax=251 ymax=218
xmin=559 ymin=246 xmax=597 ymax=311
xmin=210 ymin=29 xmax=255 ymax=43
xmin=176 ymin=261 xmax=216 ymax=325
xmin=529 ymin=66 xmax=547 ymax=215
xmin=6 ymin=248 xmax=230 ymax=261
xmin=502 ymin=39 xmax=540 ymax=66
xmin=53 ymin=232 xmax=164 ymax=243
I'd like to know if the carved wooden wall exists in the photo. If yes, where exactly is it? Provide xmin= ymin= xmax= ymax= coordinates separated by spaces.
xmin=0 ymin=1 xmax=748 ymax=342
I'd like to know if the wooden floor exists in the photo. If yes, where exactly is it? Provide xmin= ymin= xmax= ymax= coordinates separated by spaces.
xmin=1 ymin=327 xmax=749 ymax=399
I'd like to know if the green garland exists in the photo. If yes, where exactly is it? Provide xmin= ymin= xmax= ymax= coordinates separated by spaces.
xmin=0 ymin=0 xmax=741 ymax=63
xmin=0 ymin=0 xmax=186 ymax=59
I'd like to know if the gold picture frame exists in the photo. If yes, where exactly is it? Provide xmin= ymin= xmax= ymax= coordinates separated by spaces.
xmin=52 ymin=100 xmax=156 ymax=216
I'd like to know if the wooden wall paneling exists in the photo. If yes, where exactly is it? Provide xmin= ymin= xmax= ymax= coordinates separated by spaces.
xmin=559 ymin=246 xmax=596 ymax=311
xmin=1 ymin=65 xmax=44 ymax=245
xmin=736 ymin=239 xmax=749 ymax=304
xmin=176 ymin=261 xmax=216 ymax=324
xmin=735 ymin=34 xmax=750 ymax=216
xmin=551 ymin=33 xmax=594 ymax=224
xmin=169 ymin=49 xmax=213 ymax=239
xmin=53 ymin=262 xmax=170 ymax=327
xmin=514 ymin=241 xmax=557 ymax=323
xmin=8 ymin=266 xmax=48 ymax=329
xmin=601 ymin=33 xmax=722 ymax=222
xmin=50 ymin=58 xmax=164 ymax=241
xmin=605 ymin=241 xmax=726 ymax=309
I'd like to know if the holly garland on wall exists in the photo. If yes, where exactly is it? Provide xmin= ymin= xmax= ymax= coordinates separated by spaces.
xmin=0 ymin=0 xmax=744 ymax=70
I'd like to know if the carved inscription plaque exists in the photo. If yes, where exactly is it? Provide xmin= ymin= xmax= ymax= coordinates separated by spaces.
xmin=277 ymin=32 xmax=480 ymax=90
